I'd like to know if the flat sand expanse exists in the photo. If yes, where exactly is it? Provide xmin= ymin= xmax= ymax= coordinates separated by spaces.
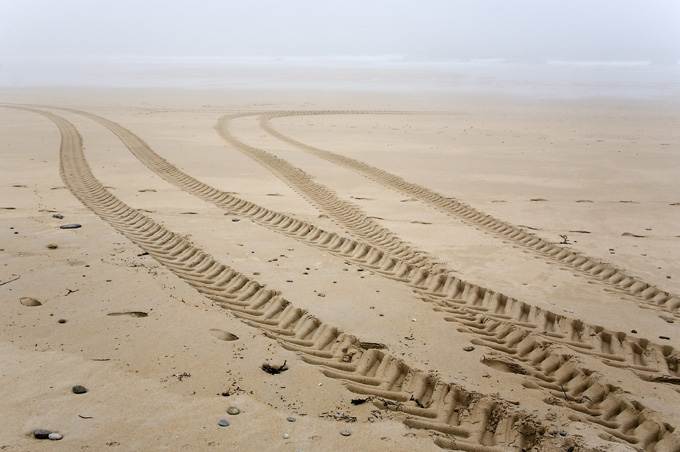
xmin=1 ymin=88 xmax=679 ymax=451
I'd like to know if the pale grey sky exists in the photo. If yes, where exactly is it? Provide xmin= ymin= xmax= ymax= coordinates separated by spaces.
xmin=1 ymin=0 xmax=678 ymax=62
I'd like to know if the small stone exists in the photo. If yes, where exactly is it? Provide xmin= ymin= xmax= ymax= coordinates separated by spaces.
xmin=60 ymin=224 xmax=82 ymax=229
xmin=47 ymin=243 xmax=58 ymax=249
xmin=53 ymin=214 xmax=64 ymax=219
xmin=340 ymin=429 xmax=351 ymax=437
xmin=218 ymin=419 xmax=229 ymax=427
xmin=553 ymin=430 xmax=567 ymax=437
xmin=33 ymin=429 xmax=51 ymax=439
xmin=72 ymin=385 xmax=88 ymax=394
xmin=463 ymin=346 xmax=475 ymax=352
xmin=232 ymin=218 xmax=240 ymax=222
xmin=253 ymin=272 xmax=261 ymax=275
xmin=48 ymin=433 xmax=63 ymax=440
xmin=58 ymin=318 xmax=67 ymax=324
xmin=660 ymin=336 xmax=671 ymax=340
xmin=227 ymin=407 xmax=240 ymax=415
xmin=631 ymin=329 xmax=637 ymax=334
xmin=287 ymin=417 xmax=296 ymax=422
xmin=283 ymin=433 xmax=290 ymax=439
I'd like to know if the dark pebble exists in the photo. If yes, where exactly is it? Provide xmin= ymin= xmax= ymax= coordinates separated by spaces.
xmin=287 ymin=417 xmax=296 ymax=422
xmin=631 ymin=329 xmax=637 ymax=334
xmin=232 ymin=218 xmax=240 ymax=222
xmin=72 ymin=385 xmax=88 ymax=394
xmin=58 ymin=318 xmax=67 ymax=324
xmin=660 ymin=336 xmax=671 ymax=340
xmin=52 ymin=214 xmax=64 ymax=219
xmin=33 ymin=429 xmax=51 ymax=439
xmin=463 ymin=346 xmax=475 ymax=352
xmin=553 ymin=430 xmax=567 ymax=437
xmin=60 ymin=224 xmax=81 ymax=229
xmin=218 ymin=419 xmax=229 ymax=427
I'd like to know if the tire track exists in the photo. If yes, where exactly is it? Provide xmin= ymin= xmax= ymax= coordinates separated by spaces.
xmin=216 ymin=112 xmax=443 ymax=271
xmin=19 ymin=108 xmax=574 ymax=451
xmin=55 ymin=108 xmax=680 ymax=450
xmin=260 ymin=111 xmax=680 ymax=317
xmin=212 ymin=111 xmax=680 ymax=388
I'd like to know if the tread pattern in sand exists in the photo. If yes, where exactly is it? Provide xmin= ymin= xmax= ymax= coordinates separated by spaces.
xmin=69 ymin=110 xmax=680 ymax=392
xmin=260 ymin=111 xmax=680 ymax=317
xmin=50 ymin=108 xmax=680 ymax=450
xmin=24 ymin=107 xmax=576 ymax=452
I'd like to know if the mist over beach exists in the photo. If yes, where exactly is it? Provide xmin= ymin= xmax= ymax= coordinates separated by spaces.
xmin=1 ymin=1 xmax=680 ymax=451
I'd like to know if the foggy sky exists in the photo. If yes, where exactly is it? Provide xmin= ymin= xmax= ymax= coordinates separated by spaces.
xmin=1 ymin=0 xmax=679 ymax=62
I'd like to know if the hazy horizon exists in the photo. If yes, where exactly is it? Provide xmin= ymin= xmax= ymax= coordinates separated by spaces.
xmin=1 ymin=0 xmax=678 ymax=95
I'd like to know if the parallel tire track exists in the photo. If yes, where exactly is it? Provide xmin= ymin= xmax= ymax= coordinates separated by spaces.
xmin=260 ymin=111 xmax=680 ymax=317
xmin=61 ymin=109 xmax=680 ymax=450
xmin=216 ymin=113 xmax=443 ymax=271
xmin=20 ymin=108 xmax=572 ymax=451
xmin=215 ymin=112 xmax=680 ymax=387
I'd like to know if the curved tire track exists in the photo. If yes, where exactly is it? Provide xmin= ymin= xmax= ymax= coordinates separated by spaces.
xmin=18 ymin=108 xmax=576 ymax=451
xmin=51 ymin=108 xmax=680 ymax=451
xmin=260 ymin=111 xmax=680 ymax=317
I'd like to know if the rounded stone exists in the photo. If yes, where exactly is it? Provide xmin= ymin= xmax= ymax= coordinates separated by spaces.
xmin=227 ymin=407 xmax=240 ymax=415
xmin=58 ymin=318 xmax=67 ymax=324
xmin=33 ymin=429 xmax=51 ymax=439
xmin=283 ymin=433 xmax=290 ymax=439
xmin=286 ymin=417 xmax=296 ymax=422
xmin=463 ymin=346 xmax=475 ymax=352
xmin=72 ymin=385 xmax=88 ymax=394
xmin=218 ymin=419 xmax=229 ymax=427
xmin=48 ymin=433 xmax=63 ymax=440
xmin=340 ymin=429 xmax=351 ymax=437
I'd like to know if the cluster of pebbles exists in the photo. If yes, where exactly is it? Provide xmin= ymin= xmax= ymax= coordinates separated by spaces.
xmin=32 ymin=386 xmax=88 ymax=441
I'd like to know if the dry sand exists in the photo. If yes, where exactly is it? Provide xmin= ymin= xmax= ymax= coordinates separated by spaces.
xmin=1 ymin=88 xmax=679 ymax=451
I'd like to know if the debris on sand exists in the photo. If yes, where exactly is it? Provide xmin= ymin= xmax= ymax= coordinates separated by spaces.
xmin=59 ymin=224 xmax=81 ymax=229
xmin=261 ymin=360 xmax=288 ymax=375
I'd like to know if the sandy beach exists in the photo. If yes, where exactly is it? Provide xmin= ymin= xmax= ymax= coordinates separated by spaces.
xmin=1 ymin=86 xmax=679 ymax=451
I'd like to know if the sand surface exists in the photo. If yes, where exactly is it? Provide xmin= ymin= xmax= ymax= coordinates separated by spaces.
xmin=1 ymin=88 xmax=679 ymax=451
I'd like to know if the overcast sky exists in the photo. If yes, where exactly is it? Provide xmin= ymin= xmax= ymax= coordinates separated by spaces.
xmin=1 ymin=0 xmax=679 ymax=62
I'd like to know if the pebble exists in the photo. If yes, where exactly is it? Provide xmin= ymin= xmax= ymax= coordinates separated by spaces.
xmin=58 ymin=318 xmax=67 ymax=324
xmin=340 ymin=429 xmax=351 ymax=437
xmin=52 ymin=214 xmax=64 ymax=219
xmin=48 ymin=433 xmax=63 ymax=440
xmin=463 ymin=346 xmax=475 ymax=352
xmin=287 ymin=417 xmax=296 ymax=422
xmin=631 ymin=329 xmax=637 ymax=334
xmin=283 ymin=433 xmax=290 ymax=439
xmin=227 ymin=407 xmax=240 ymax=415
xmin=232 ymin=218 xmax=240 ymax=222
xmin=47 ymin=243 xmax=58 ymax=249
xmin=553 ymin=430 xmax=567 ymax=437
xmin=660 ymin=336 xmax=671 ymax=340
xmin=60 ymin=224 xmax=81 ymax=229
xmin=33 ymin=429 xmax=51 ymax=439
xmin=218 ymin=419 xmax=229 ymax=427
xmin=72 ymin=385 xmax=88 ymax=394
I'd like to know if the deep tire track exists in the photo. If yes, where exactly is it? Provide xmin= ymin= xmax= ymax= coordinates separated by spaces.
xmin=260 ymin=111 xmax=680 ymax=317
xmin=54 ymin=108 xmax=680 ymax=450
xmin=18 ymin=108 xmax=574 ymax=451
